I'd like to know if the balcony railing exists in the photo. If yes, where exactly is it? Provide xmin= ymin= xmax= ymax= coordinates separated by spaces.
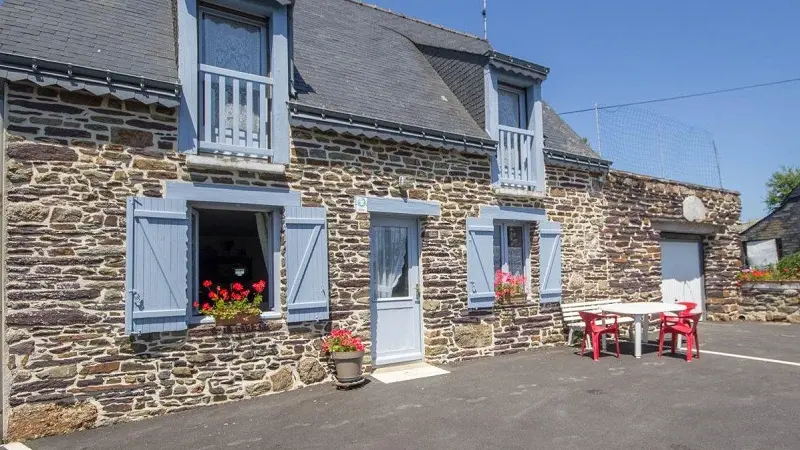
xmin=200 ymin=64 xmax=273 ymax=158
xmin=496 ymin=125 xmax=538 ymax=191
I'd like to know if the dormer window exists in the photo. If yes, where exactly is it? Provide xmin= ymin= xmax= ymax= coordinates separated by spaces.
xmin=199 ymin=7 xmax=272 ymax=156
xmin=487 ymin=53 xmax=547 ymax=196
xmin=177 ymin=0 xmax=290 ymax=166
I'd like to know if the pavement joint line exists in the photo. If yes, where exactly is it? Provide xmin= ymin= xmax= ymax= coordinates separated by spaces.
xmin=640 ymin=343 xmax=800 ymax=367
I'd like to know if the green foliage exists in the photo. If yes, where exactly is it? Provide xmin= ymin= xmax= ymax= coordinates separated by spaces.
xmin=765 ymin=166 xmax=800 ymax=211
xmin=739 ymin=252 xmax=800 ymax=282
xmin=776 ymin=251 xmax=800 ymax=274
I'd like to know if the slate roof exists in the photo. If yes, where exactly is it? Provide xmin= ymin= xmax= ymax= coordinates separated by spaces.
xmin=786 ymin=183 xmax=800 ymax=203
xmin=292 ymin=0 xmax=491 ymax=141
xmin=542 ymin=102 xmax=602 ymax=160
xmin=0 ymin=0 xmax=604 ymax=163
xmin=0 ymin=0 xmax=177 ymax=84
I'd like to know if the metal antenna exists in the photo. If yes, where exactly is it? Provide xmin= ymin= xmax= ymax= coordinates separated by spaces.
xmin=482 ymin=0 xmax=487 ymax=39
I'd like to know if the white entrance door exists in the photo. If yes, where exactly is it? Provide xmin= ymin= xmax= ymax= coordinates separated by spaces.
xmin=370 ymin=216 xmax=422 ymax=366
xmin=660 ymin=239 xmax=705 ymax=315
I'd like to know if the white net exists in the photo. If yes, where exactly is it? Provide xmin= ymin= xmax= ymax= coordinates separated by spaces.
xmin=598 ymin=105 xmax=723 ymax=188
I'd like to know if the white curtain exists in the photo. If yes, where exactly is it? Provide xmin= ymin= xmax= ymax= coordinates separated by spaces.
xmin=255 ymin=213 xmax=270 ymax=308
xmin=373 ymin=227 xmax=408 ymax=298
xmin=202 ymin=12 xmax=264 ymax=145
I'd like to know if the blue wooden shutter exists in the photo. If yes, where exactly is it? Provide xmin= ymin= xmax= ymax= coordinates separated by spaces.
xmin=466 ymin=217 xmax=495 ymax=308
xmin=285 ymin=206 xmax=329 ymax=322
xmin=125 ymin=197 xmax=190 ymax=334
xmin=539 ymin=221 xmax=563 ymax=303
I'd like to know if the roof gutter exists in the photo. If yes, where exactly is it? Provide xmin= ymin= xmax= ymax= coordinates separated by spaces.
xmin=0 ymin=52 xmax=181 ymax=107
xmin=289 ymin=102 xmax=497 ymax=153
xmin=544 ymin=147 xmax=612 ymax=171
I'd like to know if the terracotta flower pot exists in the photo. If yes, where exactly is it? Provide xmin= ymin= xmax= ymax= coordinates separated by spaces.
xmin=331 ymin=350 xmax=365 ymax=382
xmin=215 ymin=313 xmax=261 ymax=326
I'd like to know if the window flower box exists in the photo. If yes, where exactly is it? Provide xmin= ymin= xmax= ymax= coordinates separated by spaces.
xmin=196 ymin=279 xmax=267 ymax=326
xmin=494 ymin=270 xmax=526 ymax=306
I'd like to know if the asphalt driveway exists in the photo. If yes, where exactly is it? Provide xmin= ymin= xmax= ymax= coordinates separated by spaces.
xmin=29 ymin=322 xmax=800 ymax=450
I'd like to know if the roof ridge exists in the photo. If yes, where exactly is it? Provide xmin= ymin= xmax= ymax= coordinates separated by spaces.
xmin=343 ymin=0 xmax=486 ymax=43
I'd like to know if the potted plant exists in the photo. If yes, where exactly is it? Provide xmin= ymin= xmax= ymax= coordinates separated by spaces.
xmin=494 ymin=270 xmax=526 ymax=305
xmin=322 ymin=329 xmax=365 ymax=382
xmin=195 ymin=279 xmax=266 ymax=326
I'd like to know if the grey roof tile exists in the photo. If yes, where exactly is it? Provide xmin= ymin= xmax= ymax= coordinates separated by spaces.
xmin=0 ymin=0 xmax=177 ymax=84
xmin=542 ymin=102 xmax=601 ymax=160
xmin=292 ymin=0 xmax=490 ymax=140
xmin=0 ymin=0 xmax=599 ymax=162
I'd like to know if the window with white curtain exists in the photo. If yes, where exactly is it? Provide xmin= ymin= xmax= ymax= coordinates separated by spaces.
xmin=498 ymin=85 xmax=527 ymax=129
xmin=198 ymin=6 xmax=271 ymax=152
xmin=494 ymin=223 xmax=530 ymax=287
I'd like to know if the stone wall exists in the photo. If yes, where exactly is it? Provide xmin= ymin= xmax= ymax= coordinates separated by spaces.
xmin=741 ymin=196 xmax=800 ymax=258
xmin=707 ymin=282 xmax=800 ymax=323
xmin=602 ymin=171 xmax=742 ymax=308
xmin=1 ymin=82 xmax=743 ymax=440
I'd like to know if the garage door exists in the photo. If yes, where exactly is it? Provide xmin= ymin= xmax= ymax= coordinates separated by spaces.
xmin=660 ymin=239 xmax=705 ymax=315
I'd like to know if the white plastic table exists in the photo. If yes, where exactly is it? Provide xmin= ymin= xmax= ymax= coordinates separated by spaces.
xmin=601 ymin=302 xmax=685 ymax=358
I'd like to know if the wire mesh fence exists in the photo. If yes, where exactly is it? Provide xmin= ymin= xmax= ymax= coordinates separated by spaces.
xmin=598 ymin=105 xmax=723 ymax=188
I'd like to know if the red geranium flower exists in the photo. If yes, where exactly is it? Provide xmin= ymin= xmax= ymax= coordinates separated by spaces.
xmin=252 ymin=280 xmax=267 ymax=293
xmin=193 ymin=301 xmax=200 ymax=308
xmin=202 ymin=280 xmax=213 ymax=288
xmin=232 ymin=282 xmax=245 ymax=292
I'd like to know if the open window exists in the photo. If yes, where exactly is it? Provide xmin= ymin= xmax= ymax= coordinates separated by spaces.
xmin=190 ymin=207 xmax=278 ymax=321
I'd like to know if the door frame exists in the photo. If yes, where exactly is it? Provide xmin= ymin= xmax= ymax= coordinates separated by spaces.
xmin=660 ymin=234 xmax=707 ymax=319
xmin=369 ymin=215 xmax=423 ymax=366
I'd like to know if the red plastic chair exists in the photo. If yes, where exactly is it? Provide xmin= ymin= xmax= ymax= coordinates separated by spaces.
xmin=661 ymin=301 xmax=697 ymax=326
xmin=579 ymin=311 xmax=620 ymax=361
xmin=658 ymin=313 xmax=702 ymax=362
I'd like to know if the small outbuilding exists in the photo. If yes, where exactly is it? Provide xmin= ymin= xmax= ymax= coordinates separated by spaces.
xmin=741 ymin=184 xmax=800 ymax=266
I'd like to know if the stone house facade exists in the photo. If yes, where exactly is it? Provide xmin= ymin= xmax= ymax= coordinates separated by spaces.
xmin=0 ymin=0 xmax=741 ymax=441
xmin=741 ymin=183 xmax=800 ymax=266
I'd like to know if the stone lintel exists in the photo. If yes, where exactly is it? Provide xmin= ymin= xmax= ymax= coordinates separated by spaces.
xmin=650 ymin=219 xmax=722 ymax=236
xmin=186 ymin=153 xmax=286 ymax=175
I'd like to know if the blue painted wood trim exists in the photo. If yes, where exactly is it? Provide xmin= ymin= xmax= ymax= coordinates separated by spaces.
xmin=124 ymin=198 xmax=135 ymax=334
xmin=270 ymin=7 xmax=290 ymax=164
xmin=480 ymin=205 xmax=547 ymax=222
xmin=361 ymin=196 xmax=441 ymax=217
xmin=531 ymin=82 xmax=546 ymax=194
xmin=177 ymin=0 xmax=199 ymax=154
xmin=539 ymin=220 xmax=563 ymax=303
xmin=484 ymin=65 xmax=499 ymax=141
xmin=166 ymin=181 xmax=301 ymax=207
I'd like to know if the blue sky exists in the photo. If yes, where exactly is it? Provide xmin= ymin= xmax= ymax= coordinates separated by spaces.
xmin=368 ymin=0 xmax=800 ymax=221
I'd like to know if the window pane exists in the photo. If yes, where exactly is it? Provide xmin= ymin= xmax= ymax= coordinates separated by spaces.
xmin=202 ymin=12 xmax=265 ymax=75
xmin=373 ymin=226 xmax=409 ymax=298
xmin=499 ymin=89 xmax=522 ymax=128
xmin=506 ymin=226 xmax=524 ymax=276
xmin=493 ymin=225 xmax=502 ymax=273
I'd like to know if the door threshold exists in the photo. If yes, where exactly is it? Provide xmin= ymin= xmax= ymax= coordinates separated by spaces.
xmin=370 ymin=361 xmax=449 ymax=384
